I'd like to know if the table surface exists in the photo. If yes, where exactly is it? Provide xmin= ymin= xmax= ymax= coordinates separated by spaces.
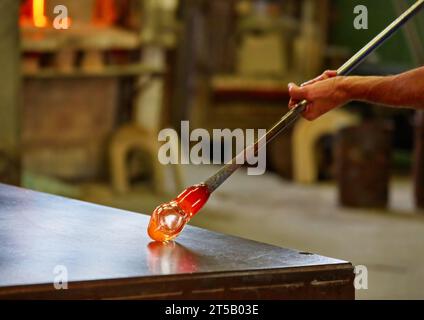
xmin=0 ymin=184 xmax=351 ymax=289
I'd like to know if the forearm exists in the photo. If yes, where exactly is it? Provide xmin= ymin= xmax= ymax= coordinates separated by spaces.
xmin=339 ymin=66 xmax=424 ymax=110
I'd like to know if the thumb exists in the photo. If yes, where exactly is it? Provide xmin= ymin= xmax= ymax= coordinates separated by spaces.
xmin=288 ymin=83 xmax=308 ymax=101
xmin=324 ymin=70 xmax=338 ymax=78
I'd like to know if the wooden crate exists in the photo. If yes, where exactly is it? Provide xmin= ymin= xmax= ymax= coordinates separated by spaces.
xmin=22 ymin=77 xmax=119 ymax=180
xmin=335 ymin=122 xmax=393 ymax=208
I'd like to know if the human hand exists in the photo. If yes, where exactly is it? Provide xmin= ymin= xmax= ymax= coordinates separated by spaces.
xmin=288 ymin=70 xmax=350 ymax=120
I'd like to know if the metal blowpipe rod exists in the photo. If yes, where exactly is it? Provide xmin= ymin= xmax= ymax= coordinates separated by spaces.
xmin=204 ymin=0 xmax=424 ymax=192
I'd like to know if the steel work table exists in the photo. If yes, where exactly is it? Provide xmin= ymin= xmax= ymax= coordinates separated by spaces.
xmin=0 ymin=184 xmax=355 ymax=299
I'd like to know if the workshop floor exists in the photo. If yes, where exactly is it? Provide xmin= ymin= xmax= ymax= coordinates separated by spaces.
xmin=82 ymin=165 xmax=424 ymax=300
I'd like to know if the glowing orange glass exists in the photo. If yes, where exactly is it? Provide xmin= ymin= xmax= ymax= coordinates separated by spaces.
xmin=148 ymin=184 xmax=210 ymax=242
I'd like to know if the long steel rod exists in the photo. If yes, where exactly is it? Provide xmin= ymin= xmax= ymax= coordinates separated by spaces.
xmin=204 ymin=0 xmax=424 ymax=192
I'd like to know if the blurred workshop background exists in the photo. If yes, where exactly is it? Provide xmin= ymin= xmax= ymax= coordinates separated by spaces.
xmin=1 ymin=0 xmax=424 ymax=299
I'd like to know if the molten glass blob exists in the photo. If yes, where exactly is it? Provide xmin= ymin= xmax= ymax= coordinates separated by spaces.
xmin=148 ymin=184 xmax=210 ymax=242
